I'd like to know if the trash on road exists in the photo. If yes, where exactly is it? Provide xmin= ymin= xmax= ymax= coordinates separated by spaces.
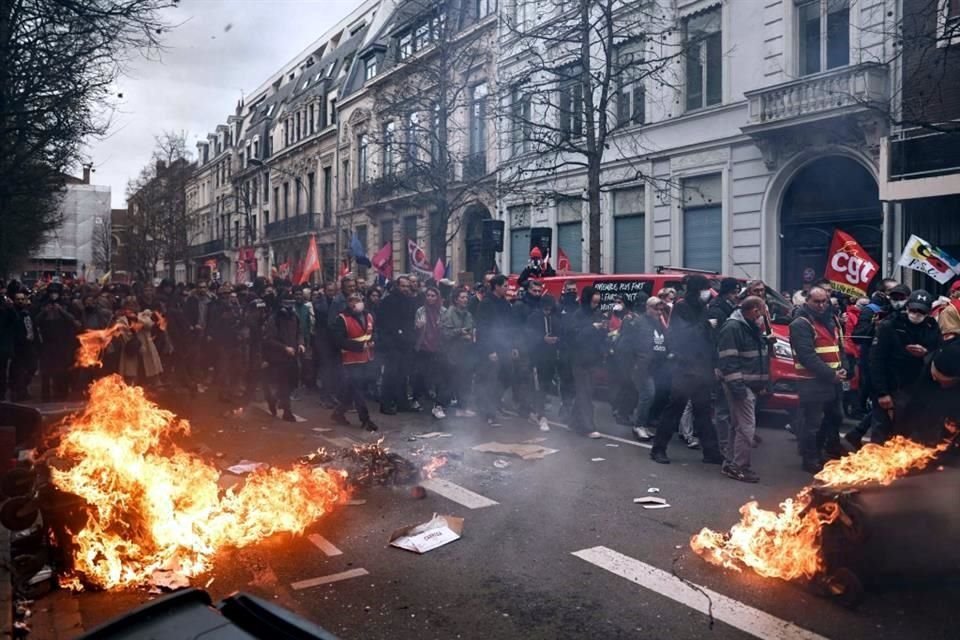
xmin=472 ymin=441 xmax=558 ymax=460
xmin=605 ymin=443 xmax=620 ymax=448
xmin=150 ymin=569 xmax=189 ymax=591
xmin=647 ymin=487 xmax=660 ymax=494
xmin=523 ymin=437 xmax=548 ymax=444
xmin=312 ymin=427 xmax=333 ymax=433
xmin=421 ymin=455 xmax=448 ymax=479
xmin=634 ymin=496 xmax=671 ymax=509
xmin=410 ymin=485 xmax=427 ymax=499
xmin=591 ymin=458 xmax=605 ymax=462
xmin=493 ymin=459 xmax=510 ymax=469
xmin=346 ymin=499 xmax=366 ymax=506
xmin=226 ymin=460 xmax=268 ymax=475
xmin=389 ymin=514 xmax=464 ymax=554
xmin=411 ymin=431 xmax=453 ymax=440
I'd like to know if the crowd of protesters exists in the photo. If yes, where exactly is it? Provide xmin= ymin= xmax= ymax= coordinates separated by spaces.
xmin=2 ymin=257 xmax=959 ymax=484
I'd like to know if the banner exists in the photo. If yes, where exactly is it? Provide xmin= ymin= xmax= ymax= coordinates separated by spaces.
xmin=823 ymin=229 xmax=879 ymax=298
xmin=299 ymin=235 xmax=320 ymax=285
xmin=897 ymin=234 xmax=960 ymax=285
xmin=407 ymin=238 xmax=432 ymax=275
xmin=433 ymin=258 xmax=445 ymax=282
xmin=371 ymin=242 xmax=393 ymax=280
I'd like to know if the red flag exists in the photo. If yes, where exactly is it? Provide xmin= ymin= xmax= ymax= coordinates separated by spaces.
xmin=823 ymin=229 xmax=879 ymax=298
xmin=433 ymin=258 xmax=445 ymax=282
xmin=278 ymin=261 xmax=290 ymax=279
xmin=371 ymin=242 xmax=393 ymax=280
xmin=557 ymin=248 xmax=573 ymax=275
xmin=299 ymin=235 xmax=320 ymax=285
xmin=339 ymin=259 xmax=351 ymax=278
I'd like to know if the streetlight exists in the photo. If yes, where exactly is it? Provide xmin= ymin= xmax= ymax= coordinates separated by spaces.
xmin=248 ymin=159 xmax=312 ymax=225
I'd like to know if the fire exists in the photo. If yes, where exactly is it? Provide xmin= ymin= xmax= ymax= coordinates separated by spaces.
xmin=421 ymin=455 xmax=448 ymax=479
xmin=50 ymin=376 xmax=347 ymax=589
xmin=691 ymin=431 xmax=954 ymax=583
xmin=74 ymin=325 xmax=126 ymax=368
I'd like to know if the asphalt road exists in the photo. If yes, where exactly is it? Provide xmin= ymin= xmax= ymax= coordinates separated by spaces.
xmin=30 ymin=388 xmax=960 ymax=640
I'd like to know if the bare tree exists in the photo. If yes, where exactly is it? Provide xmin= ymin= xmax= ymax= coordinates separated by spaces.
xmin=125 ymin=131 xmax=194 ymax=280
xmin=363 ymin=0 xmax=497 ymax=261
xmin=498 ymin=0 xmax=694 ymax=272
xmin=91 ymin=214 xmax=112 ymax=275
xmin=0 ymin=0 xmax=175 ymax=276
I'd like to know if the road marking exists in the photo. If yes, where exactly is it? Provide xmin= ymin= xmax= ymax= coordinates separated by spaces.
xmin=596 ymin=432 xmax=653 ymax=449
xmin=308 ymin=534 xmax=342 ymax=557
xmin=291 ymin=568 xmax=369 ymax=591
xmin=419 ymin=478 xmax=499 ymax=509
xmin=572 ymin=546 xmax=829 ymax=640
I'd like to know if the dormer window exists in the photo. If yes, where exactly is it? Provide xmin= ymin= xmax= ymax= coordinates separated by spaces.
xmin=364 ymin=56 xmax=377 ymax=80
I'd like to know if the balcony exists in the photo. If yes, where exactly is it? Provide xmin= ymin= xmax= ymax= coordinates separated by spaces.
xmin=188 ymin=238 xmax=224 ymax=258
xmin=264 ymin=214 xmax=316 ymax=239
xmin=743 ymin=63 xmax=888 ymax=133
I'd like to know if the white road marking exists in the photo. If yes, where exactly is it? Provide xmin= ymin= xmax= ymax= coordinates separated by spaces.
xmin=419 ymin=478 xmax=499 ymax=509
xmin=290 ymin=568 xmax=369 ymax=591
xmin=572 ymin=546 xmax=829 ymax=640
xmin=596 ymin=432 xmax=653 ymax=449
xmin=307 ymin=534 xmax=342 ymax=557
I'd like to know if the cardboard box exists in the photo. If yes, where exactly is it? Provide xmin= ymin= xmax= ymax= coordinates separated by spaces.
xmin=389 ymin=514 xmax=464 ymax=554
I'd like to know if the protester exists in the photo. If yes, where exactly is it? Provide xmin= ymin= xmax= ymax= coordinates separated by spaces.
xmin=440 ymin=287 xmax=477 ymax=417
xmin=568 ymin=286 xmax=606 ymax=437
xmin=937 ymin=280 xmax=960 ymax=340
xmin=717 ymin=296 xmax=770 ymax=483
xmin=892 ymin=340 xmax=960 ymax=444
xmin=517 ymin=246 xmax=556 ymax=287
xmin=331 ymin=293 xmax=377 ymax=431
xmin=377 ymin=276 xmax=419 ymax=414
xmin=36 ymin=287 xmax=80 ymax=402
xmin=525 ymin=293 xmax=560 ymax=431
xmin=263 ymin=292 xmax=302 ymax=421
xmin=621 ymin=295 xmax=669 ymax=441
xmin=9 ymin=289 xmax=38 ymax=402
xmin=415 ymin=286 xmax=448 ymax=419
xmin=650 ymin=275 xmax=725 ymax=465
xmin=475 ymin=275 xmax=513 ymax=426
xmin=789 ymin=286 xmax=846 ymax=473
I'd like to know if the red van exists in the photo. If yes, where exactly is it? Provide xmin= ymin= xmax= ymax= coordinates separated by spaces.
xmin=508 ymin=268 xmax=800 ymax=412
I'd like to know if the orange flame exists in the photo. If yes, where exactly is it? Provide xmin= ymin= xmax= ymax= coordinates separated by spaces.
xmin=153 ymin=310 xmax=167 ymax=332
xmin=421 ymin=455 xmax=448 ymax=479
xmin=51 ymin=376 xmax=348 ymax=589
xmin=74 ymin=325 xmax=126 ymax=368
xmin=691 ymin=432 xmax=954 ymax=583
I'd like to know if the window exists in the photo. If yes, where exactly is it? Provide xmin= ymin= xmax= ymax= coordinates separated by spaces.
xmin=557 ymin=223 xmax=582 ymax=272
xmin=682 ymin=175 xmax=722 ymax=272
xmin=295 ymin=178 xmax=301 ymax=215
xmin=264 ymin=174 xmax=270 ymax=202
xmin=364 ymin=56 xmax=377 ymax=80
xmin=798 ymin=0 xmax=850 ymax=76
xmin=415 ymin=22 xmax=431 ymax=50
xmin=274 ymin=187 xmax=279 ymax=213
xmin=937 ymin=0 xmax=960 ymax=47
xmin=282 ymin=183 xmax=289 ymax=219
xmin=558 ymin=70 xmax=583 ymax=139
xmin=323 ymin=167 xmax=333 ymax=227
xmin=342 ymin=160 xmax=350 ymax=200
xmin=358 ymin=134 xmax=369 ymax=183
xmin=613 ymin=188 xmax=645 ymax=273
xmin=511 ymin=0 xmax=532 ymax=30
xmin=307 ymin=172 xmax=316 ymax=213
xmin=253 ymin=139 xmax=259 ymax=159
xmin=399 ymin=32 xmax=413 ymax=60
xmin=309 ymin=105 xmax=315 ymax=134
xmin=616 ymin=41 xmax=645 ymax=127
xmin=406 ymin=112 xmax=421 ymax=165
xmin=295 ymin=113 xmax=301 ymax=142
xmin=383 ymin=121 xmax=396 ymax=175
xmin=328 ymin=97 xmax=337 ymax=126
xmin=684 ymin=7 xmax=722 ymax=111
xmin=469 ymin=84 xmax=488 ymax=155
xmin=511 ymin=90 xmax=531 ymax=155
xmin=251 ymin=177 xmax=258 ymax=205
xmin=508 ymin=204 xmax=531 ymax=273
xmin=476 ymin=0 xmax=496 ymax=19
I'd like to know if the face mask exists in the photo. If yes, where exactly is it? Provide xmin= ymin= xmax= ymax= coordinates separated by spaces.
xmin=891 ymin=300 xmax=906 ymax=310
xmin=907 ymin=311 xmax=926 ymax=325
xmin=699 ymin=290 xmax=712 ymax=303
xmin=352 ymin=302 xmax=365 ymax=314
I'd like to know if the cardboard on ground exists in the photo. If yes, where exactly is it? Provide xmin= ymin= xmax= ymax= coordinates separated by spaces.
xmin=389 ymin=514 xmax=464 ymax=554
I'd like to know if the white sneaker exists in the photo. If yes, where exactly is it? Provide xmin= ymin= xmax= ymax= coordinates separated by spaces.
xmin=686 ymin=436 xmax=701 ymax=449
xmin=588 ymin=431 xmax=602 ymax=439
xmin=633 ymin=426 xmax=654 ymax=440
xmin=454 ymin=408 xmax=476 ymax=418
xmin=538 ymin=417 xmax=550 ymax=432
xmin=528 ymin=412 xmax=539 ymax=425
xmin=432 ymin=406 xmax=446 ymax=419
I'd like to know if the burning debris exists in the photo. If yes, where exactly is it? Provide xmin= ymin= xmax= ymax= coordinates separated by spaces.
xmin=690 ymin=426 xmax=958 ymax=598
xmin=74 ymin=325 xmax=126 ymax=368
xmin=298 ymin=440 xmax=420 ymax=487
xmin=38 ymin=375 xmax=347 ymax=590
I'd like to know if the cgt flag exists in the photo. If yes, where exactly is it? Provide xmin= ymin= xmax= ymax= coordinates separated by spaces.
xmin=371 ymin=241 xmax=393 ymax=280
xmin=407 ymin=238 xmax=432 ymax=276
xmin=897 ymin=234 xmax=960 ymax=285
xmin=298 ymin=235 xmax=321 ymax=285
xmin=823 ymin=229 xmax=879 ymax=298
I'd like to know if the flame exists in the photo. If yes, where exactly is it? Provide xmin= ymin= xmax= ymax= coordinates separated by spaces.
xmin=50 ymin=375 xmax=347 ymax=589
xmin=421 ymin=455 xmax=448 ymax=479
xmin=75 ymin=325 xmax=126 ymax=368
xmin=153 ymin=311 xmax=167 ymax=332
xmin=691 ymin=431 xmax=954 ymax=583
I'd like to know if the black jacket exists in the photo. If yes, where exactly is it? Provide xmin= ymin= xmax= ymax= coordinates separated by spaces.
xmin=263 ymin=308 xmax=301 ymax=365
xmin=789 ymin=306 xmax=841 ymax=401
xmin=524 ymin=309 xmax=559 ymax=364
xmin=375 ymin=292 xmax=418 ymax=352
xmin=475 ymin=294 xmax=513 ymax=356
xmin=895 ymin=342 xmax=960 ymax=445
xmin=707 ymin=296 xmax=738 ymax=325
xmin=666 ymin=297 xmax=715 ymax=374
xmin=567 ymin=306 xmax=605 ymax=367
xmin=615 ymin=313 xmax=667 ymax=381
xmin=869 ymin=312 xmax=941 ymax=397
xmin=717 ymin=309 xmax=770 ymax=397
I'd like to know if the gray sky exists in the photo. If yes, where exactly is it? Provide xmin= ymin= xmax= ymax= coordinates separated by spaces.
xmin=87 ymin=0 xmax=360 ymax=208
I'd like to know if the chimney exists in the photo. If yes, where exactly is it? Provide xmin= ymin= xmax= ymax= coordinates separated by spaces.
xmin=82 ymin=165 xmax=91 ymax=184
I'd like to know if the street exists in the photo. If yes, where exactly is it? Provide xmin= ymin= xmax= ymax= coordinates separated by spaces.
xmin=25 ymin=389 xmax=960 ymax=640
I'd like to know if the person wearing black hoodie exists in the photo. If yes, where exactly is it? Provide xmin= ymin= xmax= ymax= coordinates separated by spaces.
xmin=377 ymin=276 xmax=420 ymax=414
xmin=567 ymin=286 xmax=606 ymax=436
xmin=475 ymin=275 xmax=514 ymax=426
xmin=650 ymin=275 xmax=724 ymax=465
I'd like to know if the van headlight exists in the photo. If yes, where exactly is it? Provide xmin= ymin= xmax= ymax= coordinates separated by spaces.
xmin=773 ymin=339 xmax=793 ymax=360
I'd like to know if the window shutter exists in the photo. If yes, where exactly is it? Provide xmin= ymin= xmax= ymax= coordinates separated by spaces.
xmin=683 ymin=206 xmax=722 ymax=272
xmin=615 ymin=216 xmax=645 ymax=273
xmin=557 ymin=222 xmax=582 ymax=272
xmin=510 ymin=228 xmax=531 ymax=273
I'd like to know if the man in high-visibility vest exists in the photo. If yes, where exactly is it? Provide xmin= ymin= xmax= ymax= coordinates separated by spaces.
xmin=789 ymin=286 xmax=847 ymax=474
xmin=331 ymin=293 xmax=378 ymax=431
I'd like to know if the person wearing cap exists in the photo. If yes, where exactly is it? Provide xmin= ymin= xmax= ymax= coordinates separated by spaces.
xmin=936 ymin=280 xmax=960 ymax=340
xmin=707 ymin=277 xmax=739 ymax=325
xmin=867 ymin=289 xmax=941 ymax=445
xmin=517 ymin=246 xmax=556 ymax=288
xmin=892 ymin=340 xmax=960 ymax=445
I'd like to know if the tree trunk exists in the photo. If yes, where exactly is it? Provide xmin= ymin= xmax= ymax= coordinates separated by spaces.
xmin=587 ymin=161 xmax=603 ymax=273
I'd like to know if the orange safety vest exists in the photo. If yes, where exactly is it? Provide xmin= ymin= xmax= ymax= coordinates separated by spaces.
xmin=340 ymin=312 xmax=374 ymax=365
xmin=793 ymin=317 xmax=842 ymax=378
